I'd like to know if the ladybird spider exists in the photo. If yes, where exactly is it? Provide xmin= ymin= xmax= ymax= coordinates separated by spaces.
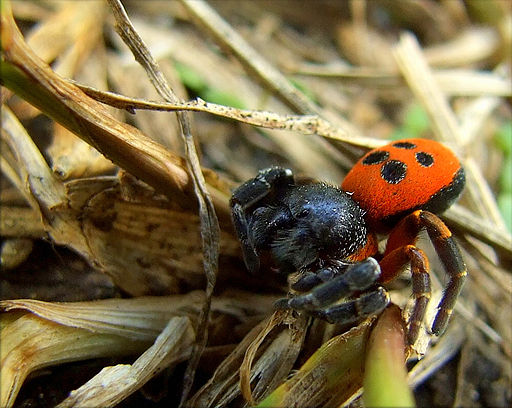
xmin=230 ymin=139 xmax=467 ymax=345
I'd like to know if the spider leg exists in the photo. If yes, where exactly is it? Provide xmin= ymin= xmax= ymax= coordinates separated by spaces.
xmin=313 ymin=287 xmax=390 ymax=326
xmin=231 ymin=203 xmax=260 ymax=274
xmin=230 ymin=167 xmax=294 ymax=273
xmin=231 ymin=167 xmax=294 ymax=209
xmin=289 ymin=261 xmax=353 ymax=292
xmin=382 ymin=210 xmax=467 ymax=343
xmin=420 ymin=211 xmax=467 ymax=336
xmin=275 ymin=257 xmax=381 ymax=310
xmin=379 ymin=245 xmax=431 ymax=345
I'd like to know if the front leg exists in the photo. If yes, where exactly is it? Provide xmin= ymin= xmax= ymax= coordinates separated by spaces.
xmin=230 ymin=167 xmax=294 ymax=273
xmin=231 ymin=167 xmax=294 ymax=209
xmin=275 ymin=258 xmax=389 ymax=329
xmin=275 ymin=257 xmax=382 ymax=310
xmin=313 ymin=287 xmax=390 ymax=326
xmin=231 ymin=203 xmax=261 ymax=274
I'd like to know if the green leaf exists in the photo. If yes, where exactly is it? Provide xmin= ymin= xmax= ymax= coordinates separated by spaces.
xmin=202 ymin=88 xmax=245 ymax=109
xmin=494 ymin=121 xmax=512 ymax=155
xmin=173 ymin=61 xmax=207 ymax=93
xmin=390 ymin=128 xmax=414 ymax=141
xmin=498 ymin=193 xmax=512 ymax=232
xmin=289 ymin=78 xmax=317 ymax=103
xmin=403 ymin=103 xmax=429 ymax=136
xmin=499 ymin=155 xmax=512 ymax=193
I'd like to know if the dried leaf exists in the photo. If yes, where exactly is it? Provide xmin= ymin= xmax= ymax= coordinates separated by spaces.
xmin=0 ymin=307 xmax=153 ymax=408
xmin=189 ymin=319 xmax=268 ymax=407
xmin=49 ymin=124 xmax=115 ymax=179
xmin=189 ymin=310 xmax=307 ymax=407
xmin=56 ymin=316 xmax=194 ymax=408
xmin=1 ymin=3 xmax=194 ymax=206
xmin=393 ymin=33 xmax=508 ymax=231
xmin=240 ymin=310 xmax=308 ymax=404
xmin=0 ymin=291 xmax=274 ymax=407
xmin=256 ymin=319 xmax=373 ymax=408
xmin=0 ymin=238 xmax=33 ymax=270
xmin=1 ymin=104 xmax=237 ymax=295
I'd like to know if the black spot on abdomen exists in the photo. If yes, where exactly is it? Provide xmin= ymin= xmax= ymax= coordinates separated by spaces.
xmin=415 ymin=152 xmax=434 ymax=167
xmin=393 ymin=141 xmax=416 ymax=149
xmin=363 ymin=150 xmax=389 ymax=165
xmin=381 ymin=160 xmax=407 ymax=184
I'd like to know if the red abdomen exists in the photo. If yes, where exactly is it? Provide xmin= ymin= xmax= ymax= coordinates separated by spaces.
xmin=342 ymin=139 xmax=465 ymax=231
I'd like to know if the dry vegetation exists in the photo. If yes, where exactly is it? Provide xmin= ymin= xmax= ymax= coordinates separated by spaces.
xmin=1 ymin=0 xmax=511 ymax=407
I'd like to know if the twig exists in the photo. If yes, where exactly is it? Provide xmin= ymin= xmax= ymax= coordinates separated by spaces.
xmin=446 ymin=205 xmax=512 ymax=259
xmin=74 ymin=83 xmax=385 ymax=149
xmin=106 ymin=1 xmax=220 ymax=406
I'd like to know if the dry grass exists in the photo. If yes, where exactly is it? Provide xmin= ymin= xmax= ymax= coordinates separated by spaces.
xmin=1 ymin=0 xmax=511 ymax=407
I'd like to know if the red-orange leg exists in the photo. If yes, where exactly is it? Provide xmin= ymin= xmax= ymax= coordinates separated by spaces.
xmin=419 ymin=211 xmax=467 ymax=336
xmin=380 ymin=210 xmax=467 ymax=343
xmin=379 ymin=245 xmax=431 ymax=345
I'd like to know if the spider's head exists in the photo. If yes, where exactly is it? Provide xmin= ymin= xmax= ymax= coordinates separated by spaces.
xmin=271 ymin=183 xmax=368 ymax=271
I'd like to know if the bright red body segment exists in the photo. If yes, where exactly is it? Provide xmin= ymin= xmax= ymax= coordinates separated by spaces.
xmin=342 ymin=138 xmax=463 ymax=231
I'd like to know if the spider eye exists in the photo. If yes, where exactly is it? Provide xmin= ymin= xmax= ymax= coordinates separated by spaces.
xmin=297 ymin=208 xmax=310 ymax=218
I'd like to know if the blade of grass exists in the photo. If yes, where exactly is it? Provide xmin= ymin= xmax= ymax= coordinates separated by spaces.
xmin=363 ymin=305 xmax=415 ymax=408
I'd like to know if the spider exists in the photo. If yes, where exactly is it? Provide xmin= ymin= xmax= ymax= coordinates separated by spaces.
xmin=230 ymin=139 xmax=467 ymax=345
